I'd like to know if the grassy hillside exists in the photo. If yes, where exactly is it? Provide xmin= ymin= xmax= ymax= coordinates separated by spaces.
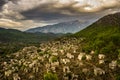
xmin=74 ymin=13 xmax=120 ymax=58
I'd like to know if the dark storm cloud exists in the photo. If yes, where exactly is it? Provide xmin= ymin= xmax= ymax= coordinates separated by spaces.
xmin=0 ymin=0 xmax=16 ymax=9
xmin=20 ymin=3 xmax=92 ymax=21
xmin=20 ymin=0 xmax=120 ymax=21
xmin=21 ymin=6 xmax=72 ymax=21
xmin=21 ymin=8 xmax=94 ymax=21
xmin=0 ymin=0 xmax=6 ymax=10
xmin=0 ymin=0 xmax=5 ymax=6
xmin=0 ymin=0 xmax=120 ymax=30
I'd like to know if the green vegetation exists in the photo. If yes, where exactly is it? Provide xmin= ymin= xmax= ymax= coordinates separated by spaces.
xmin=82 ymin=55 xmax=86 ymax=60
xmin=73 ymin=13 xmax=120 ymax=59
xmin=51 ymin=56 xmax=58 ymax=62
xmin=0 ymin=42 xmax=39 ymax=55
xmin=0 ymin=28 xmax=63 ymax=43
xmin=0 ymin=28 xmax=63 ymax=54
xmin=44 ymin=72 xmax=58 ymax=80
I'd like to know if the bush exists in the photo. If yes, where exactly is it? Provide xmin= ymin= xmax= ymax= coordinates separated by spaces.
xmin=38 ymin=51 xmax=44 ymax=56
xmin=82 ymin=43 xmax=92 ymax=54
xmin=82 ymin=55 xmax=86 ymax=60
xmin=118 ymin=49 xmax=120 ymax=57
xmin=117 ymin=60 xmax=120 ymax=65
xmin=100 ymin=41 xmax=115 ymax=54
xmin=44 ymin=72 xmax=58 ymax=80
xmin=94 ymin=50 xmax=99 ymax=55
xmin=93 ymin=39 xmax=105 ymax=49
xmin=51 ymin=56 xmax=58 ymax=62
xmin=116 ymin=74 xmax=120 ymax=80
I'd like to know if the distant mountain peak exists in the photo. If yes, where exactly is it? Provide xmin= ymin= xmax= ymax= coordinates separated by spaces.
xmin=26 ymin=20 xmax=89 ymax=33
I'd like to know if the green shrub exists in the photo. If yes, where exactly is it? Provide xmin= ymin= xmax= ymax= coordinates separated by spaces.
xmin=117 ymin=60 xmax=120 ymax=65
xmin=94 ymin=49 xmax=98 ymax=54
xmin=44 ymin=72 xmax=58 ymax=80
xmin=100 ymin=41 xmax=115 ymax=54
xmin=118 ymin=49 xmax=120 ymax=57
xmin=38 ymin=51 xmax=44 ymax=56
xmin=82 ymin=55 xmax=86 ymax=60
xmin=116 ymin=74 xmax=120 ymax=80
xmin=51 ymin=56 xmax=58 ymax=62
xmin=93 ymin=39 xmax=105 ymax=49
xmin=82 ymin=43 xmax=92 ymax=54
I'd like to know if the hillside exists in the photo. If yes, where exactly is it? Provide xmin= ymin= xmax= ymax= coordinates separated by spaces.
xmin=0 ymin=12 xmax=120 ymax=80
xmin=0 ymin=28 xmax=63 ymax=54
xmin=75 ymin=12 xmax=120 ymax=37
xmin=0 ymin=28 xmax=63 ymax=43
xmin=74 ymin=12 xmax=120 ymax=55
xmin=26 ymin=20 xmax=90 ymax=33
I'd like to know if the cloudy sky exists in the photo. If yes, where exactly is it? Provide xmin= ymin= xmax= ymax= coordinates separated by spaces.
xmin=0 ymin=0 xmax=120 ymax=31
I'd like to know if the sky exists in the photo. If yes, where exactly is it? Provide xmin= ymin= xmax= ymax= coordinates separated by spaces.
xmin=0 ymin=0 xmax=120 ymax=31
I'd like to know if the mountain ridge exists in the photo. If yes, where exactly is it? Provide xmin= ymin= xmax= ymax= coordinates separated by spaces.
xmin=0 ymin=27 xmax=64 ymax=54
xmin=74 ymin=12 xmax=120 ymax=37
xmin=96 ymin=12 xmax=120 ymax=26
xmin=0 ymin=27 xmax=64 ymax=43
xmin=26 ymin=20 xmax=90 ymax=33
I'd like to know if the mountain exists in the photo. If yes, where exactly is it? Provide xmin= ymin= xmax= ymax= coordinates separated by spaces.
xmin=0 ymin=28 xmax=63 ymax=54
xmin=73 ymin=12 xmax=120 ymax=58
xmin=75 ymin=12 xmax=120 ymax=37
xmin=26 ymin=20 xmax=90 ymax=33
xmin=0 ymin=28 xmax=63 ymax=43
xmin=0 ymin=12 xmax=120 ymax=80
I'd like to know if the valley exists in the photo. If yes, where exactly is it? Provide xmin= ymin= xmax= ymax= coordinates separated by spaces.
xmin=0 ymin=12 xmax=120 ymax=80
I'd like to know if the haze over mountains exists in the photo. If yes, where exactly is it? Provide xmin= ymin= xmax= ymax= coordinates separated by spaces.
xmin=26 ymin=20 xmax=92 ymax=33
xmin=0 ymin=18 xmax=93 ymax=54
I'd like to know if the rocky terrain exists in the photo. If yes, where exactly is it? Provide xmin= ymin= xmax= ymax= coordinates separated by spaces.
xmin=0 ymin=37 xmax=120 ymax=80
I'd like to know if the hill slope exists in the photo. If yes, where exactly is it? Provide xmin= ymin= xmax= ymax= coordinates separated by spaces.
xmin=74 ymin=12 xmax=120 ymax=55
xmin=0 ymin=12 xmax=120 ymax=80
xmin=0 ymin=28 xmax=63 ymax=54
xmin=75 ymin=12 xmax=120 ymax=37
xmin=0 ymin=28 xmax=63 ymax=43
xmin=26 ymin=20 xmax=90 ymax=33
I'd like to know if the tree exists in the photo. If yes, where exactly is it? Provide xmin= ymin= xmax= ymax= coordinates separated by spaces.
xmin=44 ymin=72 xmax=58 ymax=80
